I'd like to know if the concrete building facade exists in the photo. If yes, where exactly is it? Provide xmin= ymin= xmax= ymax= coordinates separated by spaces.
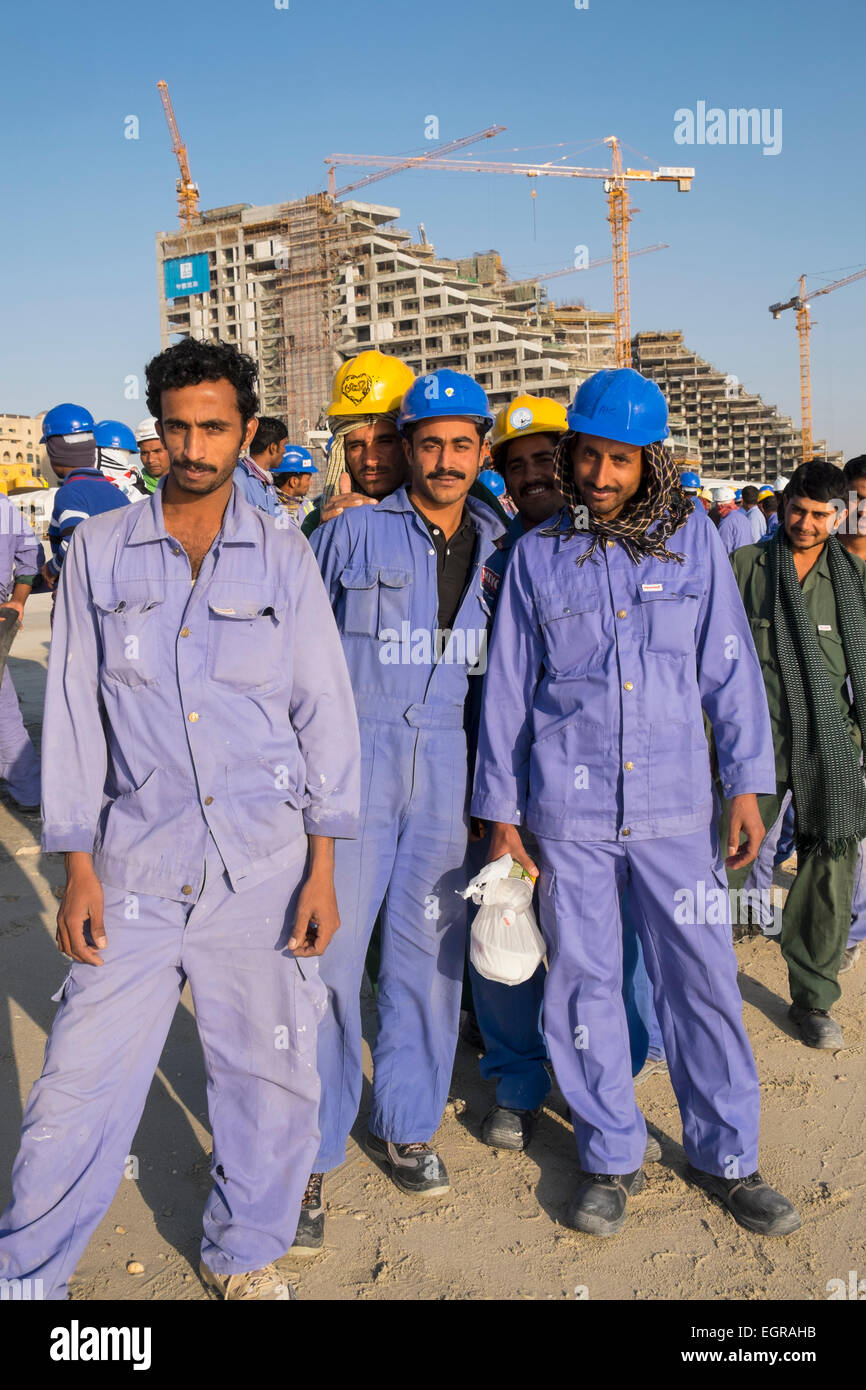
xmin=156 ymin=194 xmax=616 ymax=443
xmin=0 ymin=413 xmax=48 ymax=493
xmin=632 ymin=330 xmax=834 ymax=484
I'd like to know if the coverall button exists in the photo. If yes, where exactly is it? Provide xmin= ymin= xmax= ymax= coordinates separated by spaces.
xmin=429 ymin=548 xmax=435 ymax=556
xmin=180 ymin=627 xmax=191 ymax=638
xmin=624 ymin=761 xmax=634 ymax=771
xmin=623 ymin=681 xmax=633 ymax=691
xmin=204 ymin=795 xmax=214 ymax=805
xmin=606 ymin=540 xmax=615 ymax=549
xmin=622 ymin=828 xmax=631 ymax=837
xmin=617 ymin=609 xmax=627 ymax=619
xmin=171 ymin=546 xmax=182 ymax=556
xmin=181 ymin=884 xmax=193 ymax=895
xmin=188 ymin=711 xmax=199 ymax=722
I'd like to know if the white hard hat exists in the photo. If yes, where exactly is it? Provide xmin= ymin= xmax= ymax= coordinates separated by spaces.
xmin=134 ymin=417 xmax=160 ymax=444
xmin=713 ymin=486 xmax=736 ymax=504
xmin=772 ymin=474 xmax=789 ymax=491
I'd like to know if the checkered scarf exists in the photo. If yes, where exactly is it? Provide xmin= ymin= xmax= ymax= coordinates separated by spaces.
xmin=544 ymin=434 xmax=693 ymax=566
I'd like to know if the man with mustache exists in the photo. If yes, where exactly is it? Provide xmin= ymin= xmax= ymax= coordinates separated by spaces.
xmin=472 ymin=367 xmax=799 ymax=1239
xmin=727 ymin=461 xmax=866 ymax=1047
xmin=0 ymin=339 xmax=360 ymax=1300
xmin=294 ymin=370 xmax=504 ymax=1253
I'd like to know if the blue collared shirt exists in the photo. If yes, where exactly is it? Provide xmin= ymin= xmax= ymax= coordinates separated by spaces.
xmin=41 ymin=484 xmax=360 ymax=901
xmin=717 ymin=505 xmax=754 ymax=555
xmin=233 ymin=456 xmax=281 ymax=518
xmin=471 ymin=506 xmax=775 ymax=842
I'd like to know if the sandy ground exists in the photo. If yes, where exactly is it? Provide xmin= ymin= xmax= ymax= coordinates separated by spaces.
xmin=1 ymin=593 xmax=864 ymax=1302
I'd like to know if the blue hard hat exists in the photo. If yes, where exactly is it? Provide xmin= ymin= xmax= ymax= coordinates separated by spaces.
xmin=680 ymin=470 xmax=702 ymax=490
xmin=275 ymin=445 xmax=318 ymax=475
xmin=398 ymin=370 xmax=493 ymax=432
xmin=566 ymin=368 xmax=669 ymax=447
xmin=734 ymin=488 xmax=743 ymax=503
xmin=477 ymin=468 xmax=506 ymax=498
xmin=94 ymin=419 xmax=139 ymax=453
xmin=40 ymin=402 xmax=95 ymax=443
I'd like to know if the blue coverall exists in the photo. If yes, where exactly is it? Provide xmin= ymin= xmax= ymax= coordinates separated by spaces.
xmin=0 ymin=485 xmax=360 ymax=1298
xmin=310 ymin=485 xmax=504 ymax=1167
xmin=717 ymin=505 xmax=753 ymax=556
xmin=46 ymin=467 xmax=129 ymax=580
xmin=0 ymin=496 xmax=44 ymax=805
xmin=233 ymin=456 xmax=281 ymax=517
xmin=472 ymin=506 xmax=777 ymax=1176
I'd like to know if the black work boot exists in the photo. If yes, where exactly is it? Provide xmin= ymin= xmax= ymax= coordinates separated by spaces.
xmin=289 ymin=1172 xmax=324 ymax=1256
xmin=480 ymin=1105 xmax=539 ymax=1151
xmin=366 ymin=1134 xmax=450 ymax=1196
xmin=685 ymin=1165 xmax=802 ymax=1236
xmin=565 ymin=1170 xmax=644 ymax=1237
xmin=788 ymin=1004 xmax=844 ymax=1049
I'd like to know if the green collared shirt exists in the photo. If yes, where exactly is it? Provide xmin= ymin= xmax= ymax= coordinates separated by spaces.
xmin=731 ymin=540 xmax=866 ymax=779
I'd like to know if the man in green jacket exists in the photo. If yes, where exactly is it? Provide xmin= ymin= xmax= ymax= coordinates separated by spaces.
xmin=728 ymin=460 xmax=866 ymax=1049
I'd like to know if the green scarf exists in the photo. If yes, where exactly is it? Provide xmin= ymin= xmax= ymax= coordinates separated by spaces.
xmin=769 ymin=530 xmax=866 ymax=857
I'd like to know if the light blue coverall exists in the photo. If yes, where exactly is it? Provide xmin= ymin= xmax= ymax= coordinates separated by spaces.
xmin=472 ymin=506 xmax=776 ymax=1177
xmin=310 ymin=485 xmax=504 ymax=1167
xmin=0 ymin=485 xmax=360 ymax=1298
xmin=0 ymin=496 xmax=44 ymax=805
xmin=717 ymin=505 xmax=753 ymax=556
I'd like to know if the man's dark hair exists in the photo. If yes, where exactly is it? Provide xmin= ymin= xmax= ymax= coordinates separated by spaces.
xmin=843 ymin=454 xmax=866 ymax=485
xmin=250 ymin=416 xmax=288 ymax=455
xmin=785 ymin=459 xmax=846 ymax=505
xmin=761 ymin=496 xmax=778 ymax=515
xmin=741 ymin=485 xmax=759 ymax=506
xmin=145 ymin=338 xmax=259 ymax=424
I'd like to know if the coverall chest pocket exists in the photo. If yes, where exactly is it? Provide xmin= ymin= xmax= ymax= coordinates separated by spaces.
xmin=93 ymin=593 xmax=165 ymax=689
xmin=339 ymin=566 xmax=412 ymax=637
xmin=207 ymin=596 xmax=286 ymax=691
xmin=639 ymin=583 xmax=702 ymax=659
xmin=534 ymin=586 xmax=603 ymax=678
xmin=748 ymin=616 xmax=773 ymax=664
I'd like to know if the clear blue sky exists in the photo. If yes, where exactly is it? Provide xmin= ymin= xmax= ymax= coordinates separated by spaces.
xmin=1 ymin=0 xmax=863 ymax=456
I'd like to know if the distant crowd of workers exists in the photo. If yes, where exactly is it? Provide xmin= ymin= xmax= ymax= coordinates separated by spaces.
xmin=0 ymin=340 xmax=864 ymax=1301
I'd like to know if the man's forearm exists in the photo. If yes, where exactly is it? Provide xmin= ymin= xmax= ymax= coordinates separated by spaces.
xmin=306 ymin=835 xmax=335 ymax=876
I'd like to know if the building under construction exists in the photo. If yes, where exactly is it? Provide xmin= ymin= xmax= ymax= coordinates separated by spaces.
xmin=156 ymin=194 xmax=616 ymax=445
xmin=156 ymin=195 xmax=821 ymax=481
xmin=632 ymin=331 xmax=837 ymax=484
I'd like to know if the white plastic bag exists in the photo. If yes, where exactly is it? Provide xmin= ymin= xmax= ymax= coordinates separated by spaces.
xmin=461 ymin=854 xmax=546 ymax=985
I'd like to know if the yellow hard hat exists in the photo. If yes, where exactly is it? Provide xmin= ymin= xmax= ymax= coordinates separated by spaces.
xmin=757 ymin=485 xmax=774 ymax=501
xmin=489 ymin=394 xmax=569 ymax=458
xmin=700 ymin=487 xmax=714 ymax=502
xmin=328 ymin=351 xmax=415 ymax=418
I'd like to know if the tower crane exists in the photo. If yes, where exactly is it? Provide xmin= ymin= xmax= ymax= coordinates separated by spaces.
xmin=769 ymin=268 xmax=866 ymax=462
xmin=324 ymin=136 xmax=693 ymax=367
xmin=157 ymin=80 xmax=200 ymax=228
xmin=326 ymin=125 xmax=506 ymax=198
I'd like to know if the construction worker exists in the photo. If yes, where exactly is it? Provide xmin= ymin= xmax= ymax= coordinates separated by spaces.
xmin=757 ymin=485 xmax=779 ymax=536
xmin=303 ymin=350 xmax=507 ymax=537
xmin=41 ymin=404 xmax=129 ymax=589
xmin=0 ymin=492 xmax=44 ymax=811
xmin=134 ymin=418 xmax=170 ymax=493
xmin=294 ymin=369 xmax=504 ymax=1253
xmin=741 ymin=485 xmax=767 ymax=542
xmin=233 ymin=415 xmax=286 ymax=516
xmin=712 ymin=485 xmax=752 ymax=554
xmin=698 ymin=486 xmax=713 ymax=513
xmin=472 ymin=367 xmax=799 ymax=1238
xmin=0 ymin=339 xmax=361 ymax=1300
xmin=727 ymin=461 xmax=866 ymax=1049
xmin=273 ymin=446 xmax=318 ymax=528
xmin=679 ymin=469 xmax=702 ymax=499
xmin=94 ymin=420 xmax=143 ymax=501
